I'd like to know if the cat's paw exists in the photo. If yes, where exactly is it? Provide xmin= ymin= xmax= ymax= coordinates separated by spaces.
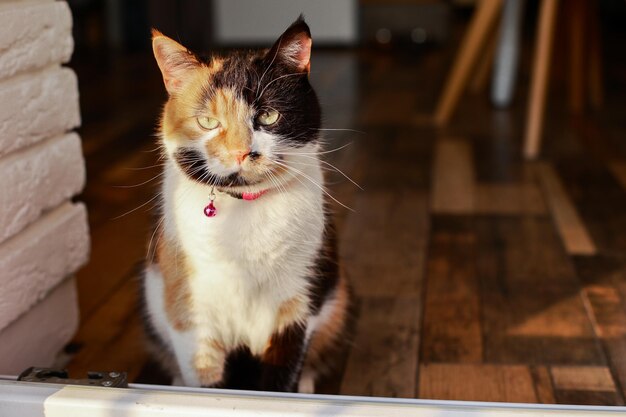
xmin=298 ymin=371 xmax=316 ymax=394
xmin=196 ymin=366 xmax=224 ymax=387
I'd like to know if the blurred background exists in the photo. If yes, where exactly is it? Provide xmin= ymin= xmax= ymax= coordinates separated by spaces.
xmin=51 ymin=0 xmax=626 ymax=405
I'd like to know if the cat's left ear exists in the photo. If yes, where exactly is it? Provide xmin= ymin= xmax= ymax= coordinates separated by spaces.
xmin=266 ymin=16 xmax=312 ymax=73
xmin=152 ymin=29 xmax=200 ymax=94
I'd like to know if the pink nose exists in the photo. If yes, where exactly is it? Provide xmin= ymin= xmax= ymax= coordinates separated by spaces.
xmin=234 ymin=150 xmax=251 ymax=164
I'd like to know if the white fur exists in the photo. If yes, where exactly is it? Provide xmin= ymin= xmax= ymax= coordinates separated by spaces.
xmin=305 ymin=286 xmax=339 ymax=344
xmin=143 ymin=141 xmax=327 ymax=387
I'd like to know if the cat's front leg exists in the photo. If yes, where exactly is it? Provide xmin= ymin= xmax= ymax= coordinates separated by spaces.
xmin=169 ymin=329 xmax=226 ymax=387
xmin=260 ymin=324 xmax=307 ymax=392
xmin=194 ymin=338 xmax=228 ymax=387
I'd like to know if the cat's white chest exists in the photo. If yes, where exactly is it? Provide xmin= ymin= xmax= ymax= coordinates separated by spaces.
xmin=163 ymin=164 xmax=324 ymax=353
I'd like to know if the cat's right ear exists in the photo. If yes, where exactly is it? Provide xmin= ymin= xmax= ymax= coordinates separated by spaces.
xmin=265 ymin=16 xmax=313 ymax=73
xmin=152 ymin=29 xmax=200 ymax=94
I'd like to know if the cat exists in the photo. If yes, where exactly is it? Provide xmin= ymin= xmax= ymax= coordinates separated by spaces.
xmin=140 ymin=17 xmax=350 ymax=393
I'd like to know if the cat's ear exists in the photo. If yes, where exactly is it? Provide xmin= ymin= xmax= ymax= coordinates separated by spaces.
xmin=152 ymin=29 xmax=200 ymax=94
xmin=266 ymin=16 xmax=312 ymax=73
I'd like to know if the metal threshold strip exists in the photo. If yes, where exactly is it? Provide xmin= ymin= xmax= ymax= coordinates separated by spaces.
xmin=1 ymin=377 xmax=626 ymax=416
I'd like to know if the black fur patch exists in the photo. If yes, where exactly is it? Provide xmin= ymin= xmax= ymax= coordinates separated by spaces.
xmin=173 ymin=148 xmax=252 ymax=187
xmin=216 ymin=324 xmax=306 ymax=392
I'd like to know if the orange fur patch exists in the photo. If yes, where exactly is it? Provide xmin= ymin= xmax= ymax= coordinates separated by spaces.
xmin=155 ymin=230 xmax=194 ymax=331
xmin=204 ymin=88 xmax=253 ymax=165
xmin=160 ymin=58 xmax=226 ymax=143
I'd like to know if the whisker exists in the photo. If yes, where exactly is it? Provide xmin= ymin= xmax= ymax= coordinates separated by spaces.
xmin=256 ymin=37 xmax=282 ymax=97
xmin=112 ymin=193 xmax=161 ymax=220
xmin=113 ymin=172 xmax=165 ymax=188
xmin=141 ymin=146 xmax=164 ymax=153
xmin=270 ymin=159 xmax=354 ymax=212
xmin=124 ymin=163 xmax=166 ymax=171
xmin=268 ymin=169 xmax=289 ymax=195
xmin=147 ymin=215 xmax=166 ymax=263
xmin=288 ymin=157 xmax=362 ymax=190
xmin=311 ymin=128 xmax=366 ymax=134
xmin=276 ymin=141 xmax=354 ymax=156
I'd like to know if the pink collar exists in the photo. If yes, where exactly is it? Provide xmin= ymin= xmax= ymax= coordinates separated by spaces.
xmin=204 ymin=188 xmax=268 ymax=217
xmin=241 ymin=189 xmax=268 ymax=201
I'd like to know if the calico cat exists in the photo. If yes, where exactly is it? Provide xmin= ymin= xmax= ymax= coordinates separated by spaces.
xmin=141 ymin=17 xmax=350 ymax=393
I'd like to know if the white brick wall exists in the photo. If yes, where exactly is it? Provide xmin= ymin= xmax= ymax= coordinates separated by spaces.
xmin=0 ymin=278 xmax=79 ymax=375
xmin=0 ymin=68 xmax=80 ymax=158
xmin=0 ymin=202 xmax=89 ymax=330
xmin=0 ymin=1 xmax=73 ymax=80
xmin=0 ymin=0 xmax=88 ymax=374
xmin=0 ymin=133 xmax=85 ymax=244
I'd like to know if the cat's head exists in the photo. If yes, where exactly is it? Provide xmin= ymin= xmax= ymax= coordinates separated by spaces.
xmin=152 ymin=17 xmax=321 ymax=193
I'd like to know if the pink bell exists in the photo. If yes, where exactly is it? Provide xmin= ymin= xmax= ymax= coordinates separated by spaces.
xmin=204 ymin=201 xmax=217 ymax=217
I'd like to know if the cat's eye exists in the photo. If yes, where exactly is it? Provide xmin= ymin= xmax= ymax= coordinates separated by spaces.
xmin=197 ymin=116 xmax=221 ymax=130
xmin=256 ymin=110 xmax=280 ymax=126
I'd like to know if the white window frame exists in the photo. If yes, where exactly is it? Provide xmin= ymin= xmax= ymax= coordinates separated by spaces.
xmin=1 ymin=378 xmax=626 ymax=416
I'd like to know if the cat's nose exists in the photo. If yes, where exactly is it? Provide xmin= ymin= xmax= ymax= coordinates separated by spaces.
xmin=234 ymin=149 xmax=260 ymax=164
xmin=234 ymin=150 xmax=250 ymax=164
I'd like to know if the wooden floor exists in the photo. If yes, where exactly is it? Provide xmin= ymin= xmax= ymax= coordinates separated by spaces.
xmin=66 ymin=22 xmax=626 ymax=405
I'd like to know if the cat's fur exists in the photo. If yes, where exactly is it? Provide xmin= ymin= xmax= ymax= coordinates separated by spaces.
xmin=140 ymin=17 xmax=350 ymax=393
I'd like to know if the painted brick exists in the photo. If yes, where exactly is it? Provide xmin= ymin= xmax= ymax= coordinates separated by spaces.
xmin=0 ymin=67 xmax=80 ymax=158
xmin=0 ymin=202 xmax=89 ymax=332
xmin=0 ymin=1 xmax=73 ymax=80
xmin=0 ymin=133 xmax=85 ymax=245
xmin=0 ymin=277 xmax=78 ymax=375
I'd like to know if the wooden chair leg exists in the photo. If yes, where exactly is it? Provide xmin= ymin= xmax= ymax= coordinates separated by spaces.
xmin=568 ymin=0 xmax=586 ymax=113
xmin=469 ymin=27 xmax=498 ymax=94
xmin=523 ymin=0 xmax=559 ymax=159
xmin=433 ymin=0 xmax=503 ymax=126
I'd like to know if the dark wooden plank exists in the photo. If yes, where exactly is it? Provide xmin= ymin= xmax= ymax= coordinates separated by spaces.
xmin=557 ymin=158 xmax=626 ymax=256
xmin=535 ymin=162 xmax=596 ymax=255
xmin=474 ymin=216 xmax=605 ymax=364
xmin=340 ymin=296 xmax=421 ymax=398
xmin=420 ymin=216 xmax=482 ymax=362
xmin=75 ymin=139 xmax=162 ymax=320
xmin=341 ymin=191 xmax=429 ymax=298
xmin=530 ymin=366 xmax=556 ymax=404
xmin=553 ymin=390 xmax=622 ymax=406
xmin=575 ymin=256 xmax=626 ymax=402
xmin=474 ymin=183 xmax=547 ymax=215
xmin=67 ymin=277 xmax=149 ymax=382
xmin=551 ymin=366 xmax=617 ymax=393
xmin=431 ymin=139 xmax=475 ymax=214
xmin=419 ymin=364 xmax=538 ymax=403
xmin=469 ymin=117 xmax=528 ymax=184
xmin=344 ymin=127 xmax=433 ymax=194
xmin=337 ymin=189 xmax=427 ymax=395
xmin=551 ymin=365 xmax=622 ymax=405
xmin=74 ymin=206 xmax=152 ymax=320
